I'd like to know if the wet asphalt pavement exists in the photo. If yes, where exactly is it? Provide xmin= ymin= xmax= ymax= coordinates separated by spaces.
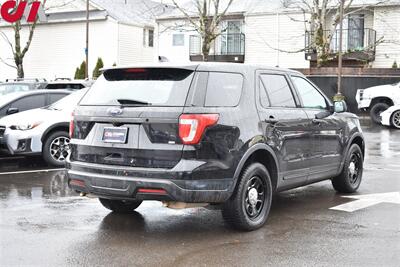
xmin=0 ymin=123 xmax=399 ymax=266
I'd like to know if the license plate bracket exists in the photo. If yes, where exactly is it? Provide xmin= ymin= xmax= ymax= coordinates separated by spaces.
xmin=102 ymin=127 xmax=128 ymax=144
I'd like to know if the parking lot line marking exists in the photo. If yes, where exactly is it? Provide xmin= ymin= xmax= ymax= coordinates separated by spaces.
xmin=330 ymin=192 xmax=400 ymax=212
xmin=0 ymin=168 xmax=64 ymax=175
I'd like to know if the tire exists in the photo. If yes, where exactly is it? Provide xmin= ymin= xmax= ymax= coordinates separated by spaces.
xmin=370 ymin=102 xmax=389 ymax=124
xmin=99 ymin=198 xmax=142 ymax=213
xmin=222 ymin=163 xmax=273 ymax=231
xmin=42 ymin=131 xmax=71 ymax=167
xmin=391 ymin=110 xmax=400 ymax=129
xmin=332 ymin=144 xmax=363 ymax=193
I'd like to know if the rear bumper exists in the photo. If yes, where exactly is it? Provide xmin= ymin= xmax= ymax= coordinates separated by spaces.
xmin=66 ymin=159 xmax=234 ymax=203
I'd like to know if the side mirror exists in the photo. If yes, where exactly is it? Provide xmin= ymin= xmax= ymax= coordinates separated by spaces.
xmin=6 ymin=107 xmax=19 ymax=115
xmin=334 ymin=101 xmax=347 ymax=113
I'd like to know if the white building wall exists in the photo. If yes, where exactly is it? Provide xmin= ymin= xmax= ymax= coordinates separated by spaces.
xmin=117 ymin=23 xmax=155 ymax=66
xmin=0 ymin=19 xmax=119 ymax=80
xmin=157 ymin=7 xmax=400 ymax=69
xmin=245 ymin=12 xmax=310 ymax=68
xmin=0 ymin=18 xmax=158 ymax=80
xmin=156 ymin=20 xmax=195 ymax=63
xmin=372 ymin=6 xmax=400 ymax=68
xmin=325 ymin=10 xmax=374 ymax=31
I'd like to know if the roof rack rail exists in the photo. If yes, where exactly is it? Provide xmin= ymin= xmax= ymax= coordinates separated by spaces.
xmin=5 ymin=78 xmax=47 ymax=82
xmin=54 ymin=77 xmax=72 ymax=81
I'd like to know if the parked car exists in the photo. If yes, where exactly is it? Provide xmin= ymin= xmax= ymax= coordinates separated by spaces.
xmin=45 ymin=78 xmax=93 ymax=90
xmin=0 ymin=89 xmax=71 ymax=118
xmin=0 ymin=89 xmax=87 ymax=166
xmin=67 ymin=63 xmax=365 ymax=231
xmin=356 ymin=82 xmax=400 ymax=123
xmin=0 ymin=78 xmax=47 ymax=96
xmin=381 ymin=105 xmax=400 ymax=129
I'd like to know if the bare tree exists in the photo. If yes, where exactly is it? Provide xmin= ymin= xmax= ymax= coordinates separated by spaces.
xmin=283 ymin=0 xmax=386 ymax=67
xmin=0 ymin=0 xmax=49 ymax=78
xmin=171 ymin=0 xmax=234 ymax=61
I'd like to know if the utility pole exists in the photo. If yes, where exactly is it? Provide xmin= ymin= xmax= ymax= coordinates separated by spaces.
xmin=335 ymin=0 xmax=345 ymax=101
xmin=85 ymin=0 xmax=89 ymax=79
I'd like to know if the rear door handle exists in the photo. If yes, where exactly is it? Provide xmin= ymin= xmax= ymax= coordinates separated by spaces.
xmin=312 ymin=119 xmax=324 ymax=125
xmin=265 ymin=116 xmax=279 ymax=124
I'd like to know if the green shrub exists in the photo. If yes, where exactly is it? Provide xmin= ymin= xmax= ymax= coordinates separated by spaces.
xmin=92 ymin=57 xmax=104 ymax=79
xmin=74 ymin=61 xmax=86 ymax=79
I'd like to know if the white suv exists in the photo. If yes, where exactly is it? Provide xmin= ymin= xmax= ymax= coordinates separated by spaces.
xmin=356 ymin=82 xmax=400 ymax=123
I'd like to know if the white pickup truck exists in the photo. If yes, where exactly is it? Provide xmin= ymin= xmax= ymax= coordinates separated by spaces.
xmin=356 ymin=82 xmax=400 ymax=123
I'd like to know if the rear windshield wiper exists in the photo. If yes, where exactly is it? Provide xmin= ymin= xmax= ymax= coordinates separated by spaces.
xmin=116 ymin=99 xmax=152 ymax=106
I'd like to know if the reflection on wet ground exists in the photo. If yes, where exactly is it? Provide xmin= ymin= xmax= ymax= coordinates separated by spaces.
xmin=362 ymin=124 xmax=400 ymax=172
xmin=0 ymin=124 xmax=399 ymax=266
xmin=0 ymin=155 xmax=56 ymax=173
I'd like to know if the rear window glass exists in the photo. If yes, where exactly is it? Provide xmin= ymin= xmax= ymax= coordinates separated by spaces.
xmin=205 ymin=72 xmax=243 ymax=107
xmin=80 ymin=68 xmax=194 ymax=106
xmin=46 ymin=83 xmax=84 ymax=90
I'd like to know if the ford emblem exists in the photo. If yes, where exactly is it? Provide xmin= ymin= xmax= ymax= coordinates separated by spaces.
xmin=108 ymin=107 xmax=123 ymax=116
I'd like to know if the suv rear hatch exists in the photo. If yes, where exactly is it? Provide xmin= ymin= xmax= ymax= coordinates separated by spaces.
xmin=70 ymin=66 xmax=197 ymax=169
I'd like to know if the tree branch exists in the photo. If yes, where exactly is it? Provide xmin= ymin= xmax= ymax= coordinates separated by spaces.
xmin=171 ymin=0 xmax=200 ymax=32
xmin=0 ymin=57 xmax=17 ymax=69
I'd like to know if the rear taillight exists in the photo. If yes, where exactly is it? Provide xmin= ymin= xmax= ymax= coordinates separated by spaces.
xmin=69 ymin=179 xmax=85 ymax=188
xmin=179 ymin=114 xmax=219 ymax=145
xmin=137 ymin=188 xmax=167 ymax=195
xmin=69 ymin=112 xmax=74 ymax=138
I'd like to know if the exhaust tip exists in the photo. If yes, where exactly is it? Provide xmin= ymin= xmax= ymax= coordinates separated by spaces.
xmin=162 ymin=201 xmax=209 ymax=209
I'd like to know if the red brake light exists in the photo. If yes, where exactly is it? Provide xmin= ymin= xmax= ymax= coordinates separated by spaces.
xmin=138 ymin=188 xmax=167 ymax=195
xmin=125 ymin=68 xmax=146 ymax=73
xmin=69 ymin=112 xmax=74 ymax=138
xmin=69 ymin=179 xmax=85 ymax=187
xmin=179 ymin=114 xmax=219 ymax=145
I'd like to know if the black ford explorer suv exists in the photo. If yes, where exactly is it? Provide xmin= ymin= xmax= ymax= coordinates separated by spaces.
xmin=67 ymin=63 xmax=365 ymax=231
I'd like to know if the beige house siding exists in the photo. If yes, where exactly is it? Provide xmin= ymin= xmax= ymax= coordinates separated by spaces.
xmin=324 ymin=10 xmax=374 ymax=31
xmin=0 ymin=19 xmax=156 ymax=80
xmin=0 ymin=20 xmax=119 ymax=80
xmin=156 ymin=19 xmax=196 ymax=63
xmin=372 ymin=6 xmax=400 ymax=68
xmin=245 ymin=12 xmax=310 ymax=68
xmin=117 ymin=23 xmax=155 ymax=66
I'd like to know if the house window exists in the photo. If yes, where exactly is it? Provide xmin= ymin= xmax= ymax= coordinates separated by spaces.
xmin=330 ymin=14 xmax=365 ymax=52
xmin=348 ymin=14 xmax=364 ymax=50
xmin=143 ymin=29 xmax=147 ymax=46
xmin=220 ymin=20 xmax=243 ymax=55
xmin=173 ymin=34 xmax=185 ymax=46
xmin=143 ymin=28 xmax=154 ymax=47
xmin=148 ymin=29 xmax=154 ymax=47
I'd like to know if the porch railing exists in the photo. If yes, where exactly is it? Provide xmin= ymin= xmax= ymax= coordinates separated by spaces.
xmin=305 ymin=28 xmax=377 ymax=55
xmin=189 ymin=33 xmax=245 ymax=56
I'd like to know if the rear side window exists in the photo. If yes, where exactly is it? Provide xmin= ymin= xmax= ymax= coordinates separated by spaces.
xmin=80 ymin=68 xmax=194 ymax=106
xmin=48 ymin=93 xmax=68 ymax=105
xmin=260 ymin=74 xmax=296 ymax=108
xmin=10 ymin=94 xmax=46 ymax=112
xmin=205 ymin=72 xmax=243 ymax=107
